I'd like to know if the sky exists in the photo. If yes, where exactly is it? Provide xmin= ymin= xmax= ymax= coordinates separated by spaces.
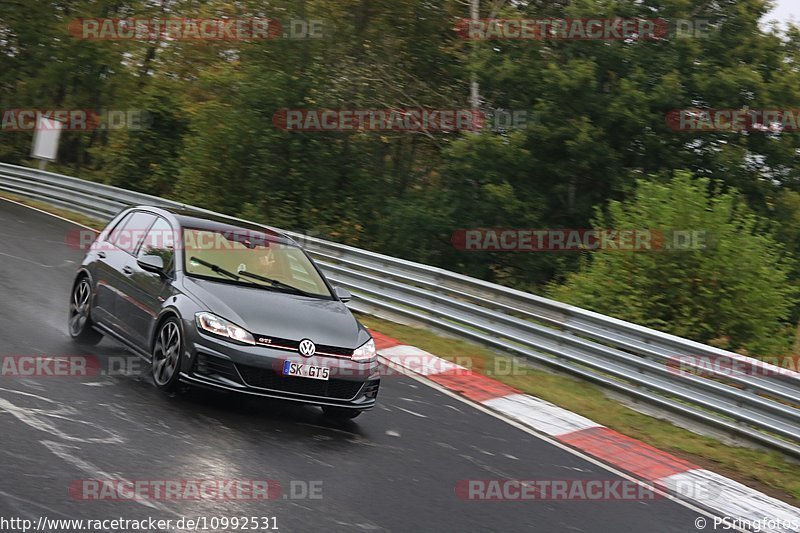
xmin=764 ymin=0 xmax=798 ymax=27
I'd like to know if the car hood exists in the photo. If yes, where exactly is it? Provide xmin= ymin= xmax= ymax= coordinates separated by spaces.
xmin=182 ymin=277 xmax=369 ymax=349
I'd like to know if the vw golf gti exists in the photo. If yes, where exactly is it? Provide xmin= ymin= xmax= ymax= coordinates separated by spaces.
xmin=68 ymin=206 xmax=380 ymax=419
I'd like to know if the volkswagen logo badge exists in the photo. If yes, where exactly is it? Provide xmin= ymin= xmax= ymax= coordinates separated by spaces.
xmin=298 ymin=339 xmax=316 ymax=357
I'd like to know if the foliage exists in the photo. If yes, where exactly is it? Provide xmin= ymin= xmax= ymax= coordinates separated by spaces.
xmin=549 ymin=173 xmax=797 ymax=355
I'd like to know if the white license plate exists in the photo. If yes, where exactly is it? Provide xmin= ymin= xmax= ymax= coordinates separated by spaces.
xmin=282 ymin=360 xmax=330 ymax=381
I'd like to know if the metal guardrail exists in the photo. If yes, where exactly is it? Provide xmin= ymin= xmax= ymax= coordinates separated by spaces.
xmin=2 ymin=161 xmax=799 ymax=457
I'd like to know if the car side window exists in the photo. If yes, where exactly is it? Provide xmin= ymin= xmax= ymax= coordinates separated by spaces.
xmin=110 ymin=211 xmax=157 ymax=255
xmin=138 ymin=217 xmax=175 ymax=275
xmin=105 ymin=212 xmax=133 ymax=244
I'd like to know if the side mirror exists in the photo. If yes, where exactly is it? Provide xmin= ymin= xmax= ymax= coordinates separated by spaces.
xmin=137 ymin=254 xmax=165 ymax=274
xmin=335 ymin=286 xmax=352 ymax=303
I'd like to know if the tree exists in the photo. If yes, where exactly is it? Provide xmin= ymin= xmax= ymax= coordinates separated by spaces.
xmin=549 ymin=172 xmax=797 ymax=356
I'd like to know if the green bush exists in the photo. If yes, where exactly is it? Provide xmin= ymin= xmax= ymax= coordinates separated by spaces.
xmin=549 ymin=172 xmax=798 ymax=356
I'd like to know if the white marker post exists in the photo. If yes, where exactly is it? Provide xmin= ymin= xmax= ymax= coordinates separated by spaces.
xmin=30 ymin=115 xmax=63 ymax=170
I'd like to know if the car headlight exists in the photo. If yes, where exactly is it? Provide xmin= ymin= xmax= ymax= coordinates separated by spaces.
xmin=351 ymin=338 xmax=377 ymax=362
xmin=195 ymin=312 xmax=255 ymax=345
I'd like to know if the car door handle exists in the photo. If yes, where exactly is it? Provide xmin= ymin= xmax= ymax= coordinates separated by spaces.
xmin=97 ymin=251 xmax=106 ymax=259
xmin=123 ymin=266 xmax=133 ymax=275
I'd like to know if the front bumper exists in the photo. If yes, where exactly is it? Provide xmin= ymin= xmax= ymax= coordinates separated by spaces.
xmin=180 ymin=323 xmax=380 ymax=410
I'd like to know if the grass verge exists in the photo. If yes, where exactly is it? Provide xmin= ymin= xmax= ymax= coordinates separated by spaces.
xmin=360 ymin=315 xmax=800 ymax=503
xmin=0 ymin=192 xmax=105 ymax=230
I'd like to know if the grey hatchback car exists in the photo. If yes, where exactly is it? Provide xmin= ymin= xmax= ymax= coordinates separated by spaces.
xmin=68 ymin=206 xmax=380 ymax=419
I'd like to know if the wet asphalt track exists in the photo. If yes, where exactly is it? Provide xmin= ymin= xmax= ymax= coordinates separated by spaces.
xmin=0 ymin=198 xmax=705 ymax=532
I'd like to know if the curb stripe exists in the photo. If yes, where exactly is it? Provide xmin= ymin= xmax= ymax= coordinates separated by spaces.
xmin=557 ymin=426 xmax=699 ymax=481
xmin=658 ymin=469 xmax=800 ymax=531
xmin=482 ymin=394 xmax=601 ymax=436
xmin=370 ymin=331 xmax=402 ymax=351
xmin=428 ymin=370 xmax=520 ymax=403
xmin=378 ymin=345 xmax=466 ymax=376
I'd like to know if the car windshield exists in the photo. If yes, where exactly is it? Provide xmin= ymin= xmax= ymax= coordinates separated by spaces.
xmin=182 ymin=227 xmax=332 ymax=299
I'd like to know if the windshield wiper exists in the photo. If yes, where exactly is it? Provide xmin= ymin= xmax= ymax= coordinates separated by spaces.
xmin=189 ymin=257 xmax=315 ymax=297
xmin=235 ymin=270 xmax=315 ymax=298
xmin=188 ymin=257 xmax=245 ymax=282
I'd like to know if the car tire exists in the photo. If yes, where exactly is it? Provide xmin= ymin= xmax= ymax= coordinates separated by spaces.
xmin=68 ymin=277 xmax=103 ymax=345
xmin=152 ymin=317 xmax=184 ymax=392
xmin=322 ymin=406 xmax=363 ymax=420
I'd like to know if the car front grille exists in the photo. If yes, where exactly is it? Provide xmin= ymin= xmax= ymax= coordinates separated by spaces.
xmin=253 ymin=334 xmax=354 ymax=358
xmin=236 ymin=364 xmax=364 ymax=400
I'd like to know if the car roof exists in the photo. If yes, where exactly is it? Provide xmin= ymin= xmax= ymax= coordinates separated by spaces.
xmin=132 ymin=205 xmax=297 ymax=245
